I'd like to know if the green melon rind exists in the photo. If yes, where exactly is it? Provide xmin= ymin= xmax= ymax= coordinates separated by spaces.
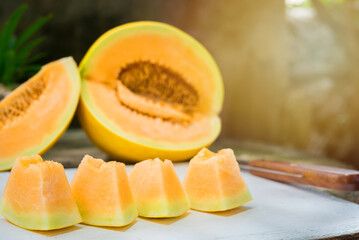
xmin=136 ymin=198 xmax=189 ymax=218
xmin=0 ymin=198 xmax=82 ymax=230
xmin=80 ymin=21 xmax=223 ymax=115
xmin=189 ymin=187 xmax=252 ymax=212
xmin=80 ymin=205 xmax=138 ymax=227
xmin=0 ymin=57 xmax=81 ymax=171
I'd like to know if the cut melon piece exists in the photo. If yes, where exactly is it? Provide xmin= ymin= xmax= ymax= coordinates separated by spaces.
xmin=0 ymin=57 xmax=81 ymax=171
xmin=0 ymin=155 xmax=81 ymax=230
xmin=70 ymin=155 xmax=137 ymax=226
xmin=184 ymin=148 xmax=252 ymax=212
xmin=78 ymin=21 xmax=223 ymax=162
xmin=129 ymin=158 xmax=189 ymax=218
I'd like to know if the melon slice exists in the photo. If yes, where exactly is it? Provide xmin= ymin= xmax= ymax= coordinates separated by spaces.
xmin=129 ymin=158 xmax=189 ymax=218
xmin=0 ymin=155 xmax=82 ymax=230
xmin=70 ymin=155 xmax=137 ymax=226
xmin=78 ymin=21 xmax=223 ymax=162
xmin=184 ymin=148 xmax=252 ymax=212
xmin=0 ymin=57 xmax=81 ymax=171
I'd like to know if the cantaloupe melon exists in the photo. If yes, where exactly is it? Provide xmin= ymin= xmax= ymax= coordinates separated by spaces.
xmin=0 ymin=57 xmax=81 ymax=171
xmin=70 ymin=155 xmax=137 ymax=226
xmin=0 ymin=155 xmax=81 ymax=230
xmin=129 ymin=158 xmax=189 ymax=218
xmin=184 ymin=148 xmax=252 ymax=212
xmin=78 ymin=21 xmax=223 ymax=162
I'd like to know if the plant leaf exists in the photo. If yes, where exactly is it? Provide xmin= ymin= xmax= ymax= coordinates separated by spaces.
xmin=14 ymin=14 xmax=52 ymax=50
xmin=16 ymin=37 xmax=45 ymax=66
xmin=0 ymin=4 xmax=28 ymax=74
xmin=1 ymin=50 xmax=16 ymax=87
xmin=27 ymin=52 xmax=46 ymax=64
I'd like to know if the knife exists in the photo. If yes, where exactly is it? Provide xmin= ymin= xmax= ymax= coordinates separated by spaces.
xmin=236 ymin=157 xmax=359 ymax=191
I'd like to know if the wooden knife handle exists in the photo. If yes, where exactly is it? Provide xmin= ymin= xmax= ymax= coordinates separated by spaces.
xmin=248 ymin=160 xmax=359 ymax=191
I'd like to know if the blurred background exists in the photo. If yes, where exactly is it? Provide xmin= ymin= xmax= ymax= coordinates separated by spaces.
xmin=1 ymin=0 xmax=359 ymax=168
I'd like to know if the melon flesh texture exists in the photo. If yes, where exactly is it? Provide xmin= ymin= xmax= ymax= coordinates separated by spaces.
xmin=0 ymin=57 xmax=80 ymax=171
xmin=79 ymin=21 xmax=223 ymax=162
xmin=0 ymin=155 xmax=81 ymax=230
xmin=184 ymin=148 xmax=252 ymax=212
xmin=70 ymin=155 xmax=137 ymax=226
xmin=129 ymin=159 xmax=189 ymax=218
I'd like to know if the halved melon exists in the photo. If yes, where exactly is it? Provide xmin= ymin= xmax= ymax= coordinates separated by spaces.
xmin=0 ymin=155 xmax=82 ymax=230
xmin=70 ymin=155 xmax=137 ymax=226
xmin=78 ymin=21 xmax=223 ymax=162
xmin=0 ymin=57 xmax=81 ymax=171
xmin=184 ymin=148 xmax=252 ymax=212
xmin=129 ymin=158 xmax=190 ymax=218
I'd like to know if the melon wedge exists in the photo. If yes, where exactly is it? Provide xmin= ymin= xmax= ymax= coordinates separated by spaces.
xmin=0 ymin=155 xmax=82 ymax=230
xmin=129 ymin=158 xmax=190 ymax=218
xmin=0 ymin=57 xmax=81 ymax=171
xmin=184 ymin=148 xmax=252 ymax=212
xmin=70 ymin=155 xmax=137 ymax=226
xmin=78 ymin=21 xmax=223 ymax=162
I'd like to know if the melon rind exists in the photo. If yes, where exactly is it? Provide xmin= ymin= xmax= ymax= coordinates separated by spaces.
xmin=0 ymin=199 xmax=81 ymax=230
xmin=78 ymin=21 xmax=223 ymax=162
xmin=0 ymin=57 xmax=81 ymax=171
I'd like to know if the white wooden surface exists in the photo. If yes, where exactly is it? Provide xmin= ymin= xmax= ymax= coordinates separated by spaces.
xmin=0 ymin=162 xmax=358 ymax=240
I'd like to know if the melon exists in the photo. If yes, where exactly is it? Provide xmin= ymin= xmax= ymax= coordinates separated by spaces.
xmin=70 ymin=155 xmax=137 ymax=226
xmin=0 ymin=57 xmax=81 ymax=171
xmin=184 ymin=148 xmax=252 ymax=212
xmin=78 ymin=21 xmax=223 ymax=162
xmin=0 ymin=155 xmax=81 ymax=230
xmin=129 ymin=158 xmax=189 ymax=218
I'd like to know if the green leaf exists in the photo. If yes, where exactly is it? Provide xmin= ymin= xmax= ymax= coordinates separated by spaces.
xmin=15 ymin=37 xmax=45 ymax=66
xmin=1 ymin=50 xmax=16 ymax=86
xmin=27 ymin=52 xmax=46 ymax=64
xmin=22 ymin=64 xmax=42 ymax=74
xmin=14 ymin=14 xmax=52 ymax=50
xmin=0 ymin=4 xmax=28 ymax=73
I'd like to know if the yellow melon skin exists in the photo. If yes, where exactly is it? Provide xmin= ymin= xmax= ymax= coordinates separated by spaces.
xmin=0 ymin=155 xmax=82 ymax=230
xmin=78 ymin=21 xmax=223 ymax=162
xmin=70 ymin=155 xmax=138 ymax=227
xmin=129 ymin=159 xmax=190 ymax=218
xmin=184 ymin=148 xmax=252 ymax=212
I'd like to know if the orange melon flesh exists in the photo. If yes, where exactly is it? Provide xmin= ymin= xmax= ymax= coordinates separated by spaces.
xmin=129 ymin=158 xmax=189 ymax=218
xmin=70 ymin=155 xmax=137 ymax=226
xmin=184 ymin=148 xmax=252 ymax=212
xmin=79 ymin=21 xmax=223 ymax=162
xmin=0 ymin=155 xmax=82 ymax=230
xmin=0 ymin=57 xmax=80 ymax=171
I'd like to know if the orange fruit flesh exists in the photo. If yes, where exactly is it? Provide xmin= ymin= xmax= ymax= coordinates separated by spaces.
xmin=0 ymin=57 xmax=80 ymax=171
xmin=129 ymin=158 xmax=189 ymax=218
xmin=184 ymin=148 xmax=252 ymax=212
xmin=0 ymin=155 xmax=81 ymax=230
xmin=70 ymin=155 xmax=137 ymax=226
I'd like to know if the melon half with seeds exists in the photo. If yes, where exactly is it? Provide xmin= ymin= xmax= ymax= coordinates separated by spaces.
xmin=0 ymin=57 xmax=81 ymax=171
xmin=78 ymin=21 xmax=223 ymax=162
xmin=0 ymin=155 xmax=82 ymax=230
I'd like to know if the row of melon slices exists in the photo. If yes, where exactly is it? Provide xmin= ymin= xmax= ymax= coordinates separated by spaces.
xmin=0 ymin=21 xmax=224 ymax=171
xmin=0 ymin=148 xmax=252 ymax=230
